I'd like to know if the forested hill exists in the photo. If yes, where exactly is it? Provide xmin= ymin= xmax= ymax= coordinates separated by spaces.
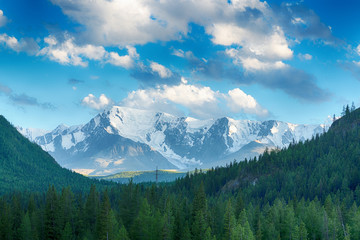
xmin=1 ymin=109 xmax=360 ymax=239
xmin=175 ymin=107 xmax=360 ymax=204
xmin=0 ymin=115 xmax=113 ymax=193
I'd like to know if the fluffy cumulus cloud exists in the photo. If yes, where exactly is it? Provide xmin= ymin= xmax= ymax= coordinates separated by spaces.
xmin=82 ymin=94 xmax=114 ymax=110
xmin=38 ymin=35 xmax=106 ymax=67
xmin=0 ymin=83 xmax=55 ymax=109
xmin=38 ymin=35 xmax=139 ymax=68
xmin=226 ymin=48 xmax=288 ymax=71
xmin=107 ymin=46 xmax=139 ymax=69
xmin=209 ymin=25 xmax=293 ymax=62
xmin=121 ymin=83 xmax=268 ymax=119
xmin=150 ymin=62 xmax=173 ymax=78
xmin=0 ymin=34 xmax=39 ymax=55
xmin=0 ymin=10 xmax=7 ymax=27
xmin=0 ymin=1 xmax=333 ymax=102
xmin=225 ymin=88 xmax=268 ymax=116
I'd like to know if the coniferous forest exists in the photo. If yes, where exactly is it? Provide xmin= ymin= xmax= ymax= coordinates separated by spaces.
xmin=1 ymin=107 xmax=360 ymax=240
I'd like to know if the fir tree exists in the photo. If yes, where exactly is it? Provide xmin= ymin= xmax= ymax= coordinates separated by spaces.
xmin=19 ymin=212 xmax=32 ymax=240
xmin=60 ymin=222 xmax=72 ymax=240
xmin=44 ymin=185 xmax=60 ymax=240
xmin=96 ymin=190 xmax=112 ymax=240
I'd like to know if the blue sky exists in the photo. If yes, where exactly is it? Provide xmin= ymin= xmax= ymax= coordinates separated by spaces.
xmin=1 ymin=0 xmax=360 ymax=130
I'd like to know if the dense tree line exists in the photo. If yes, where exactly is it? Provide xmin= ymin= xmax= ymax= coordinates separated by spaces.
xmin=1 ymin=108 xmax=360 ymax=239
xmin=2 ymin=181 xmax=360 ymax=239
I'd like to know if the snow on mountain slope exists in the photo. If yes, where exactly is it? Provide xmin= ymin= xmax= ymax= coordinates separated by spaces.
xmin=19 ymin=106 xmax=329 ymax=175
xmin=16 ymin=127 xmax=50 ymax=142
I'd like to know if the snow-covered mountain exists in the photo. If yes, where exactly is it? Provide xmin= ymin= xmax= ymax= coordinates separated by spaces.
xmin=19 ymin=106 xmax=328 ymax=175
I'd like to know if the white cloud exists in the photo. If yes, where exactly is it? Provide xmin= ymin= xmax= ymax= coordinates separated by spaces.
xmin=356 ymin=45 xmax=360 ymax=56
xmin=44 ymin=36 xmax=57 ymax=46
xmin=353 ymin=61 xmax=360 ymax=67
xmin=210 ymin=23 xmax=293 ymax=72
xmin=150 ymin=62 xmax=173 ymax=78
xmin=0 ymin=34 xmax=19 ymax=50
xmin=48 ymin=0 xmax=310 ymax=74
xmin=298 ymin=53 xmax=313 ymax=61
xmin=51 ymin=0 xmax=186 ymax=45
xmin=51 ymin=0 xmax=269 ymax=46
xmin=225 ymin=88 xmax=268 ymax=116
xmin=0 ymin=33 xmax=39 ymax=54
xmin=291 ymin=17 xmax=306 ymax=25
xmin=39 ymin=35 xmax=139 ymax=68
xmin=121 ymin=83 xmax=268 ymax=119
xmin=172 ymin=49 xmax=185 ymax=58
xmin=38 ymin=35 xmax=107 ymax=67
xmin=210 ymin=25 xmax=292 ymax=60
xmin=241 ymin=57 xmax=287 ymax=71
xmin=107 ymin=53 xmax=133 ymax=69
xmin=122 ymin=83 xmax=219 ymax=118
xmin=0 ymin=10 xmax=7 ymax=27
xmin=181 ymin=77 xmax=188 ymax=84
xmin=226 ymin=48 xmax=288 ymax=71
xmin=107 ymin=46 xmax=139 ymax=69
xmin=82 ymin=94 xmax=114 ymax=110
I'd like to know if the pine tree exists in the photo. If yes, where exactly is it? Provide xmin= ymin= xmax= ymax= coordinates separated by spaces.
xmin=162 ymin=199 xmax=174 ymax=240
xmin=230 ymin=223 xmax=243 ymax=240
xmin=346 ymin=104 xmax=351 ymax=116
xmin=131 ymin=198 xmax=152 ymax=240
xmin=181 ymin=222 xmax=191 ymax=240
xmin=60 ymin=222 xmax=72 ymax=240
xmin=44 ymin=185 xmax=60 ymax=240
xmin=118 ymin=225 xmax=130 ymax=240
xmin=0 ymin=199 xmax=12 ymax=240
xmin=204 ymin=226 xmax=213 ymax=240
xmin=191 ymin=182 xmax=208 ymax=240
xmin=96 ymin=189 xmax=112 ymax=240
xmin=223 ymin=200 xmax=236 ymax=240
xmin=299 ymin=221 xmax=308 ymax=240
xmin=11 ymin=194 xmax=24 ymax=240
xmin=351 ymin=102 xmax=356 ymax=112
xmin=120 ymin=180 xmax=140 ymax=229
xmin=235 ymin=192 xmax=244 ymax=219
xmin=85 ymin=184 xmax=99 ymax=231
xmin=59 ymin=187 xmax=74 ymax=232
xmin=19 ymin=212 xmax=32 ymax=240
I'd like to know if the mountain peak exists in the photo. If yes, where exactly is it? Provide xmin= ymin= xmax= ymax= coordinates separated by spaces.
xmin=18 ymin=106 xmax=329 ymax=175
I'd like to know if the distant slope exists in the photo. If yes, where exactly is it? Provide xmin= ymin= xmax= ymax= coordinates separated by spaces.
xmin=0 ymin=115 xmax=113 ymax=194
xmin=93 ymin=170 xmax=186 ymax=184
xmin=174 ymin=107 xmax=360 ymax=203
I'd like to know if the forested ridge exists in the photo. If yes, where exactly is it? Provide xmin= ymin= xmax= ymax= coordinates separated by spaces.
xmin=0 ymin=115 xmax=113 ymax=194
xmin=1 ymin=107 xmax=360 ymax=239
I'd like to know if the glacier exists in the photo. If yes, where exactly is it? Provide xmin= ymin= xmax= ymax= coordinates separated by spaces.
xmin=18 ymin=106 xmax=328 ymax=175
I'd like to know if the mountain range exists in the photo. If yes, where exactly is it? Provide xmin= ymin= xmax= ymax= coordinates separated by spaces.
xmin=18 ymin=106 xmax=328 ymax=175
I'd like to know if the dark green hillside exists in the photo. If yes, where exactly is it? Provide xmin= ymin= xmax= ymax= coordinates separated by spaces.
xmin=0 ymin=115 xmax=112 ymax=193
xmin=176 ymin=107 xmax=360 ymax=203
